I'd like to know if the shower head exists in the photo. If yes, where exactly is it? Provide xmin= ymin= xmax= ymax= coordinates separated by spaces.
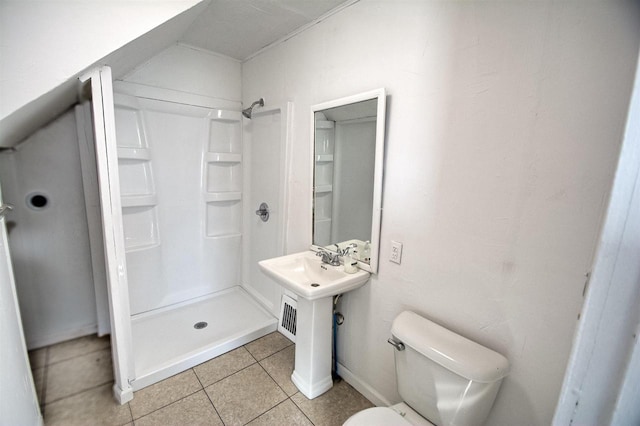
xmin=242 ymin=98 xmax=264 ymax=119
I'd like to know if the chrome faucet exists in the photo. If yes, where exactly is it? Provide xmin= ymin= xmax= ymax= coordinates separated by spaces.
xmin=316 ymin=243 xmax=359 ymax=266
xmin=316 ymin=248 xmax=341 ymax=266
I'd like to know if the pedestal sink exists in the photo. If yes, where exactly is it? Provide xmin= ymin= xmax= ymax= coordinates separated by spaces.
xmin=259 ymin=251 xmax=370 ymax=399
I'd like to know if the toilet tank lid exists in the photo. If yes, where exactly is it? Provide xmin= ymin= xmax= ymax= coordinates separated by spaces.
xmin=391 ymin=311 xmax=509 ymax=383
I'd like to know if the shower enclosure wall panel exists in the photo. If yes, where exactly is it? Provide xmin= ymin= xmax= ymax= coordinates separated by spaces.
xmin=109 ymin=85 xmax=277 ymax=391
xmin=242 ymin=104 xmax=293 ymax=317
xmin=113 ymin=94 xmax=242 ymax=314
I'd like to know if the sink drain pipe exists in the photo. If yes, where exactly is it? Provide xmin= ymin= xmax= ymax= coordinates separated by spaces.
xmin=332 ymin=294 xmax=344 ymax=381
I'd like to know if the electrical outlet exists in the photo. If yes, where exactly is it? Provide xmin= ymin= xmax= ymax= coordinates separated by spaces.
xmin=390 ymin=241 xmax=403 ymax=264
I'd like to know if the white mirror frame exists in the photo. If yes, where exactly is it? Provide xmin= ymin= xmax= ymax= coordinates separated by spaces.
xmin=310 ymin=88 xmax=386 ymax=273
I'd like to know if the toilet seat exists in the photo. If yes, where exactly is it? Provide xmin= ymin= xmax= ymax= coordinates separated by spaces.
xmin=344 ymin=407 xmax=412 ymax=426
xmin=343 ymin=404 xmax=434 ymax=426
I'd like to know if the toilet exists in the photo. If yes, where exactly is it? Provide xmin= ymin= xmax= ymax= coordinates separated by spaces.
xmin=344 ymin=311 xmax=509 ymax=426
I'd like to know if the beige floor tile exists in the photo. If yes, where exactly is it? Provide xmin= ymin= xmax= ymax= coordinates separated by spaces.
xmin=32 ymin=367 xmax=45 ymax=404
xmin=48 ymin=334 xmax=111 ymax=365
xmin=291 ymin=380 xmax=374 ymax=426
xmin=244 ymin=332 xmax=293 ymax=361
xmin=129 ymin=369 xmax=202 ymax=419
xmin=44 ymin=382 xmax=132 ymax=426
xmin=205 ymin=363 xmax=287 ymax=426
xmin=259 ymin=345 xmax=297 ymax=396
xmin=46 ymin=348 xmax=113 ymax=403
xmin=247 ymin=399 xmax=313 ymax=426
xmin=29 ymin=347 xmax=47 ymax=369
xmin=134 ymin=390 xmax=223 ymax=426
xmin=194 ymin=346 xmax=256 ymax=387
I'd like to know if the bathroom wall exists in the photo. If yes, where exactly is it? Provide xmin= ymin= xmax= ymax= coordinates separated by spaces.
xmin=121 ymin=43 xmax=242 ymax=102
xmin=0 ymin=109 xmax=97 ymax=348
xmin=0 ymin=1 xmax=206 ymax=149
xmin=117 ymin=43 xmax=247 ymax=313
xmin=0 ymin=1 xmax=201 ymax=121
xmin=242 ymin=1 xmax=640 ymax=425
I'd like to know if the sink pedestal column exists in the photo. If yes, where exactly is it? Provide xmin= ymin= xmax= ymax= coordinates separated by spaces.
xmin=291 ymin=296 xmax=333 ymax=399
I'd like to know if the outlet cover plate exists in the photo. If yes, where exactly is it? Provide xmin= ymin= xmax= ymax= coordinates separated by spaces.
xmin=390 ymin=241 xmax=403 ymax=264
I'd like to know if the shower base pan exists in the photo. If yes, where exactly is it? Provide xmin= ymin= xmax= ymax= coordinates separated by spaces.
xmin=130 ymin=286 xmax=277 ymax=391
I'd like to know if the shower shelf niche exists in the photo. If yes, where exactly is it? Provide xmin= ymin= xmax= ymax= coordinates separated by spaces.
xmin=121 ymin=194 xmax=157 ymax=208
xmin=314 ymin=185 xmax=333 ymax=193
xmin=118 ymin=147 xmax=151 ymax=160
xmin=206 ymin=162 xmax=242 ymax=193
xmin=114 ymin=92 xmax=159 ymax=252
xmin=315 ymin=154 xmax=333 ymax=163
xmin=205 ymin=152 xmax=241 ymax=162
xmin=204 ymin=111 xmax=243 ymax=239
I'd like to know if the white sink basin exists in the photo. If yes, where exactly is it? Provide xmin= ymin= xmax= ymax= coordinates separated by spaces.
xmin=258 ymin=251 xmax=370 ymax=300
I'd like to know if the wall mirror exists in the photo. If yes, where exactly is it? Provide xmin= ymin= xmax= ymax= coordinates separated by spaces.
xmin=310 ymin=88 xmax=386 ymax=273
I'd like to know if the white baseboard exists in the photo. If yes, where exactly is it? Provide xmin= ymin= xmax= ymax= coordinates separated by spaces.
xmin=337 ymin=362 xmax=391 ymax=407
xmin=112 ymin=382 xmax=133 ymax=405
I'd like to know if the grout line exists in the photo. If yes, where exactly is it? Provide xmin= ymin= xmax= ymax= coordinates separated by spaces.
xmin=46 ymin=345 xmax=111 ymax=367
xmin=127 ymin=401 xmax=134 ymax=425
xmin=43 ymin=380 xmax=115 ymax=406
xmin=244 ymin=345 xmax=259 ymax=363
xmin=193 ymin=368 xmax=226 ymax=425
xmin=288 ymin=394 xmax=316 ymax=426
xmin=130 ymin=370 xmax=207 ymax=421
xmin=193 ymin=356 xmax=258 ymax=389
xmin=40 ymin=347 xmax=50 ymax=415
xmin=257 ymin=357 xmax=291 ymax=397
xmin=257 ymin=342 xmax=294 ymax=362
xmin=131 ymin=386 xmax=204 ymax=421
xmin=242 ymin=397 xmax=292 ymax=425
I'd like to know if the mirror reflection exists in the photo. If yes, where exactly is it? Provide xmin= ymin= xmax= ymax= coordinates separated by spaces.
xmin=313 ymin=98 xmax=378 ymax=264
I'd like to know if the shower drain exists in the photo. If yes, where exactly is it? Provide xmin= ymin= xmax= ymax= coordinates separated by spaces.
xmin=194 ymin=321 xmax=208 ymax=330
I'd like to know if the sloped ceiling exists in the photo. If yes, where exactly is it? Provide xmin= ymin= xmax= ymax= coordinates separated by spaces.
xmin=181 ymin=0 xmax=348 ymax=60
xmin=0 ymin=0 xmax=206 ymax=148
xmin=0 ymin=0 xmax=352 ymax=148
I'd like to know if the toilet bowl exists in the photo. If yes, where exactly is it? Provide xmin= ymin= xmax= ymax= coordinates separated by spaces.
xmin=344 ymin=311 xmax=509 ymax=426
xmin=344 ymin=403 xmax=433 ymax=426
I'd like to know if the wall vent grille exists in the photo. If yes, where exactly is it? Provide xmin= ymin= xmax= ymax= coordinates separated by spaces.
xmin=278 ymin=294 xmax=297 ymax=342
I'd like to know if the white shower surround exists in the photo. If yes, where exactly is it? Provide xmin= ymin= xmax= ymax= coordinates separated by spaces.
xmin=102 ymin=81 xmax=292 ymax=395
xmin=74 ymin=46 xmax=292 ymax=400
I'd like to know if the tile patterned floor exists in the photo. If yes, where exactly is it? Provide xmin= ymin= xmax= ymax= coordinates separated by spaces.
xmin=31 ymin=332 xmax=373 ymax=426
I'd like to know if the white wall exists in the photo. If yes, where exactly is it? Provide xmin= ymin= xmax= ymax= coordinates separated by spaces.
xmin=0 ymin=1 xmax=206 ymax=148
xmin=0 ymin=204 xmax=42 ymax=426
xmin=121 ymin=43 xmax=241 ymax=102
xmin=0 ymin=109 xmax=97 ymax=349
xmin=0 ymin=0 xmax=201 ymax=121
xmin=242 ymin=1 xmax=640 ymax=424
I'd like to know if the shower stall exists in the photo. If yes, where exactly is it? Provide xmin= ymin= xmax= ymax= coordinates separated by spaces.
xmin=0 ymin=65 xmax=293 ymax=402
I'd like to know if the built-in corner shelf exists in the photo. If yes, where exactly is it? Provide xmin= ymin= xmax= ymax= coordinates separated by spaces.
xmin=315 ymin=154 xmax=333 ymax=163
xmin=113 ymin=93 xmax=160 ymax=253
xmin=203 ymin=192 xmax=242 ymax=203
xmin=118 ymin=147 xmax=151 ymax=161
xmin=203 ymin=110 xmax=243 ymax=239
xmin=314 ymin=185 xmax=333 ymax=194
xmin=121 ymin=194 xmax=158 ymax=208
xmin=316 ymin=120 xmax=335 ymax=129
xmin=205 ymin=152 xmax=242 ymax=163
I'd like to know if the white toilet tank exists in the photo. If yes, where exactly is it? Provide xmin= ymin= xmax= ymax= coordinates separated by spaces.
xmin=391 ymin=311 xmax=509 ymax=426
